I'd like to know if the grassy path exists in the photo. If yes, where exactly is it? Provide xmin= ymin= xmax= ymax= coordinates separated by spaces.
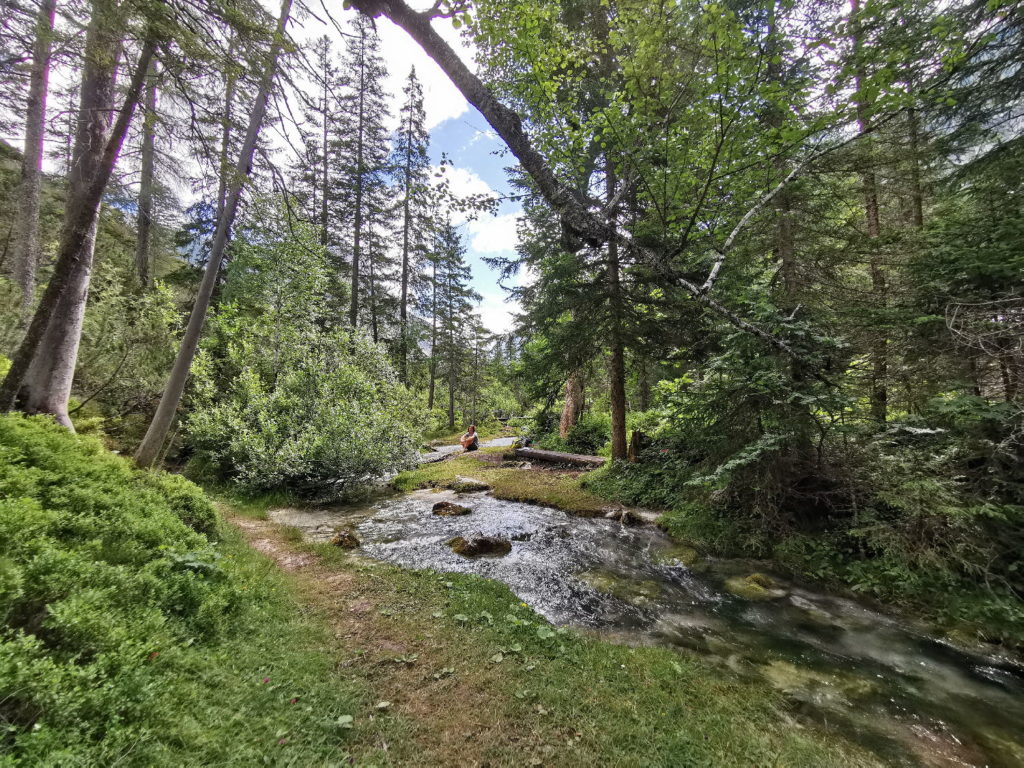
xmin=226 ymin=501 xmax=884 ymax=767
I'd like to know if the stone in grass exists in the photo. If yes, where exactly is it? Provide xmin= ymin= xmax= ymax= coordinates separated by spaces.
xmin=432 ymin=501 xmax=472 ymax=517
xmin=449 ymin=475 xmax=491 ymax=493
xmin=723 ymin=573 xmax=787 ymax=601
xmin=447 ymin=534 xmax=511 ymax=557
xmin=329 ymin=529 xmax=360 ymax=549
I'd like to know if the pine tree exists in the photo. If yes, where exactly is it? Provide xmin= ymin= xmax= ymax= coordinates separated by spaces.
xmin=391 ymin=66 xmax=431 ymax=380
xmin=335 ymin=13 xmax=392 ymax=336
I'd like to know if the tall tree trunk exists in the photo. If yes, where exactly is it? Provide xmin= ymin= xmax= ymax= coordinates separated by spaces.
xmin=852 ymin=0 xmax=887 ymax=425
xmin=12 ymin=0 xmax=57 ymax=315
xmin=606 ymin=159 xmax=627 ymax=461
xmin=135 ymin=61 xmax=158 ymax=287
xmin=398 ymin=109 xmax=413 ymax=382
xmin=349 ymin=54 xmax=366 ymax=329
xmin=906 ymin=106 xmax=925 ymax=230
xmin=216 ymin=36 xmax=237 ymax=221
xmin=427 ymin=259 xmax=437 ymax=409
xmin=368 ymin=225 xmax=379 ymax=342
xmin=134 ymin=0 xmax=293 ymax=467
xmin=558 ymin=374 xmax=584 ymax=439
xmin=446 ymin=277 xmax=455 ymax=429
xmin=0 ymin=22 xmax=155 ymax=422
xmin=320 ymin=64 xmax=329 ymax=246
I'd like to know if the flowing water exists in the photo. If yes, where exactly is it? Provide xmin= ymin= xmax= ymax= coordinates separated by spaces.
xmin=272 ymin=441 xmax=1024 ymax=767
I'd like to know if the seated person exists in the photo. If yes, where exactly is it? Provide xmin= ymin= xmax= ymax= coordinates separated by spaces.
xmin=460 ymin=425 xmax=479 ymax=452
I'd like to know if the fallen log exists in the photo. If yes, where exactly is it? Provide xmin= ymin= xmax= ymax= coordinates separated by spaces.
xmin=514 ymin=447 xmax=606 ymax=468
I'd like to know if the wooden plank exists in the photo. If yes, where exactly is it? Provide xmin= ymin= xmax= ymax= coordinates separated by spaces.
xmin=513 ymin=447 xmax=606 ymax=467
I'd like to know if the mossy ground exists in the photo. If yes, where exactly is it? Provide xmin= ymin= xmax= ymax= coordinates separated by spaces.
xmin=221 ymin=496 xmax=884 ymax=767
xmin=394 ymin=445 xmax=611 ymax=516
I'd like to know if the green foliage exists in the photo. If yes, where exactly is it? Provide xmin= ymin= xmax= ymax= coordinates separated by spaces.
xmin=0 ymin=414 xmax=234 ymax=752
xmin=0 ymin=413 xmax=373 ymax=765
xmin=184 ymin=208 xmax=421 ymax=498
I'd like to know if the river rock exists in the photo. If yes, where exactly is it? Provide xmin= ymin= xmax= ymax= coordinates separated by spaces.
xmin=432 ymin=501 xmax=472 ymax=516
xmin=329 ymin=529 xmax=360 ymax=549
xmin=579 ymin=569 xmax=662 ymax=605
xmin=723 ymin=573 xmax=787 ymax=601
xmin=447 ymin=534 xmax=511 ymax=557
xmin=450 ymin=476 xmax=491 ymax=493
xmin=652 ymin=544 xmax=706 ymax=570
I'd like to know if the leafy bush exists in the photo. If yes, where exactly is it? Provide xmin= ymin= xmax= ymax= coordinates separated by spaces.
xmin=565 ymin=412 xmax=610 ymax=454
xmin=183 ymin=210 xmax=422 ymax=499
xmin=187 ymin=331 xmax=421 ymax=498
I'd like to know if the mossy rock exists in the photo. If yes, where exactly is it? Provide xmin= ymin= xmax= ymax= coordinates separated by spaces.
xmin=762 ymin=660 xmax=879 ymax=704
xmin=652 ymin=545 xmax=707 ymax=571
xmin=432 ymin=501 xmax=472 ymax=516
xmin=579 ymin=570 xmax=662 ymax=605
xmin=329 ymin=529 xmax=360 ymax=549
xmin=449 ymin=476 xmax=491 ymax=493
xmin=447 ymin=535 xmax=511 ymax=557
xmin=723 ymin=574 xmax=787 ymax=601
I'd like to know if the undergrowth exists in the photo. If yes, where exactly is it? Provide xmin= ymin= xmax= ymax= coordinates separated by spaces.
xmin=0 ymin=414 xmax=373 ymax=765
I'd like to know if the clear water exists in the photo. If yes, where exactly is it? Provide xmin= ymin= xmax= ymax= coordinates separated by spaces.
xmin=272 ymin=453 xmax=1024 ymax=767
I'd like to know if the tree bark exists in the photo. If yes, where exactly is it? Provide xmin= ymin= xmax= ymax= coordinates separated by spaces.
xmin=349 ymin=38 xmax=366 ymax=330
xmin=134 ymin=0 xmax=293 ymax=467
xmin=11 ymin=0 xmax=57 ymax=315
xmin=558 ymin=374 xmax=583 ymax=439
xmin=398 ymin=104 xmax=414 ymax=382
xmin=427 ymin=257 xmax=437 ymax=409
xmin=0 ymin=9 xmax=155 ymax=425
xmin=852 ymin=0 xmax=887 ymax=425
xmin=135 ymin=60 xmax=158 ymax=287
xmin=606 ymin=159 xmax=627 ymax=461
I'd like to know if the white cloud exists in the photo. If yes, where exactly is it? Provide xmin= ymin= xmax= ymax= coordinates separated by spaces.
xmin=374 ymin=11 xmax=471 ymax=130
xmin=476 ymin=294 xmax=521 ymax=335
xmin=468 ymin=211 xmax=520 ymax=254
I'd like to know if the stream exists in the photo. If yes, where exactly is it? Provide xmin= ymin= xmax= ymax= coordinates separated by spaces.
xmin=272 ymin=439 xmax=1024 ymax=767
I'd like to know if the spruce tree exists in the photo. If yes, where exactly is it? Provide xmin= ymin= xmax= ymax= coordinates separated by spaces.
xmin=336 ymin=13 xmax=392 ymax=336
xmin=391 ymin=66 xmax=431 ymax=380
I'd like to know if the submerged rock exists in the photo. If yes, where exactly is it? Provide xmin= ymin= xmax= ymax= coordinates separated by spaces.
xmin=329 ymin=529 xmax=361 ymax=549
xmin=723 ymin=573 xmax=787 ymax=601
xmin=450 ymin=476 xmax=491 ymax=493
xmin=578 ymin=569 xmax=662 ymax=606
xmin=432 ymin=501 xmax=472 ymax=516
xmin=447 ymin=534 xmax=511 ymax=557
xmin=652 ymin=544 xmax=706 ymax=570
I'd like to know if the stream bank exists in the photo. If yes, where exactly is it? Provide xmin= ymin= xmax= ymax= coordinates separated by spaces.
xmin=266 ymin=439 xmax=1024 ymax=767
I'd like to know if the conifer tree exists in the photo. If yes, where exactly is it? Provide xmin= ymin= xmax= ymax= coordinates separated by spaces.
xmin=391 ymin=66 xmax=431 ymax=380
xmin=429 ymin=219 xmax=480 ymax=429
xmin=336 ymin=13 xmax=392 ymax=334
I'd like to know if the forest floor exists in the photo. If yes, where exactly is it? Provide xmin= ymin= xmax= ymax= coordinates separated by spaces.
xmin=223 ymin=497 xmax=883 ymax=767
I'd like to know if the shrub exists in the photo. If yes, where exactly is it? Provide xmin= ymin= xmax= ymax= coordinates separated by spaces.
xmin=0 ymin=414 xmax=241 ymax=757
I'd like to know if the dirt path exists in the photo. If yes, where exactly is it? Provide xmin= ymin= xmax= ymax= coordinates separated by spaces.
xmin=229 ymin=514 xmax=550 ymax=766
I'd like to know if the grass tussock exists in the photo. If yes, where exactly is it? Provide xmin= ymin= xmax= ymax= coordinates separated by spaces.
xmin=394 ymin=448 xmax=609 ymax=515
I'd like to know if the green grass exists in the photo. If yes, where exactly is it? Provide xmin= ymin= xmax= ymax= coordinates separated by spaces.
xmin=393 ymin=447 xmax=610 ymax=515
xmin=254 ymin=532 xmax=885 ymax=767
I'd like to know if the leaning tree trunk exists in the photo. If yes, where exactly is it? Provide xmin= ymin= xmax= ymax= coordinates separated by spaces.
xmin=135 ymin=61 xmax=158 ymax=287
xmin=134 ymin=0 xmax=293 ymax=468
xmin=11 ymin=0 xmax=57 ymax=316
xmin=0 ymin=7 xmax=155 ymax=425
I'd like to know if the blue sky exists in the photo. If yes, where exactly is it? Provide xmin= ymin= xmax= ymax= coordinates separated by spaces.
xmin=349 ymin=8 xmax=524 ymax=335
xmin=427 ymin=115 xmax=523 ymax=335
